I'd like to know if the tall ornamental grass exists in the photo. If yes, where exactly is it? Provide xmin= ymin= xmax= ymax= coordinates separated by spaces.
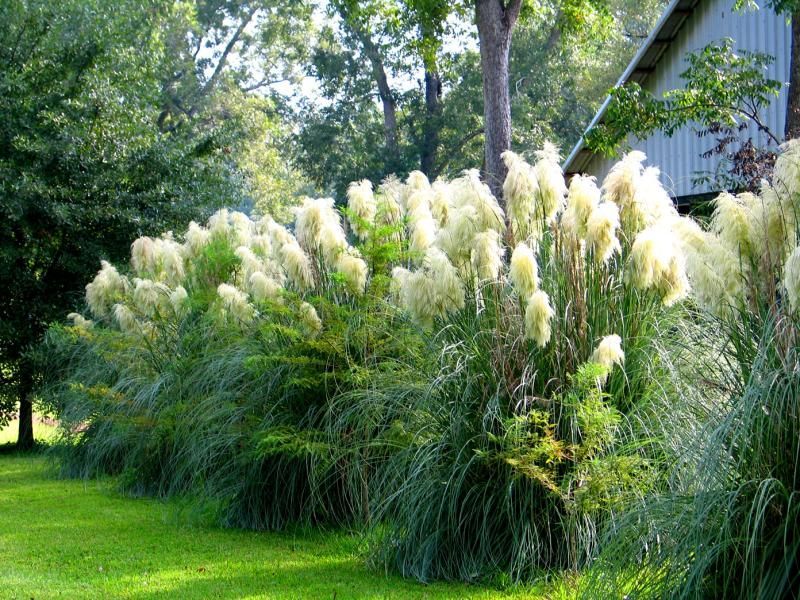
xmin=42 ymin=198 xmax=419 ymax=529
xmin=581 ymin=140 xmax=800 ymax=599
xmin=331 ymin=147 xmax=700 ymax=581
xmin=43 ymin=143 xmax=724 ymax=586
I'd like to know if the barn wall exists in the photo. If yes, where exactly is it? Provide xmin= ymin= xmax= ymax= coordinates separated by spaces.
xmin=578 ymin=0 xmax=790 ymax=198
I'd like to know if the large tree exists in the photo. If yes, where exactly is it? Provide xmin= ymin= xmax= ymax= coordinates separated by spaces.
xmin=0 ymin=0 xmax=309 ymax=448
xmin=475 ymin=0 xmax=524 ymax=198
xmin=296 ymin=0 xmax=658 ymax=199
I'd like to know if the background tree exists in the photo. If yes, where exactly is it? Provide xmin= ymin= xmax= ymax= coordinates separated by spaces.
xmin=0 ymin=0 xmax=310 ymax=447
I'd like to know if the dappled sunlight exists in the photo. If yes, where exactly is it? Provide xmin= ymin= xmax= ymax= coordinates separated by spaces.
xmin=0 ymin=456 xmax=538 ymax=599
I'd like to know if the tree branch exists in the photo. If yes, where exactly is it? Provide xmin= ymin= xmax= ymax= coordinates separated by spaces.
xmin=201 ymin=5 xmax=258 ymax=99
xmin=436 ymin=128 xmax=484 ymax=173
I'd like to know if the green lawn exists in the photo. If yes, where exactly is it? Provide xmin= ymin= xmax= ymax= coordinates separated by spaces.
xmin=0 ymin=416 xmax=57 ymax=445
xmin=0 ymin=452 xmax=559 ymax=599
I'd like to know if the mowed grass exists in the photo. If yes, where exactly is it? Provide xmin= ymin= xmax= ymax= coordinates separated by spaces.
xmin=0 ymin=416 xmax=57 ymax=445
xmin=0 ymin=451 xmax=559 ymax=599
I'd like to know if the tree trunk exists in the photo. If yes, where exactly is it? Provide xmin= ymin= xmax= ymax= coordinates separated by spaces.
xmin=353 ymin=28 xmax=398 ymax=156
xmin=476 ymin=0 xmax=523 ymax=203
xmin=17 ymin=371 xmax=34 ymax=450
xmin=368 ymin=44 xmax=399 ymax=155
xmin=421 ymin=70 xmax=442 ymax=177
xmin=334 ymin=2 xmax=399 ymax=159
xmin=786 ymin=12 xmax=800 ymax=140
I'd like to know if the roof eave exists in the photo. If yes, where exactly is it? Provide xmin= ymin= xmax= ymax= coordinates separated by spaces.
xmin=562 ymin=0 xmax=690 ymax=174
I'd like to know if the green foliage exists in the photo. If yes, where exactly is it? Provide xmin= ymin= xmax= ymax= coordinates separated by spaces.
xmin=582 ymin=311 xmax=800 ymax=599
xmin=580 ymin=145 xmax=800 ymax=599
xmin=586 ymin=39 xmax=783 ymax=155
xmin=2 ymin=455 xmax=547 ymax=599
xmin=0 ymin=0 xmax=266 ymax=428
xmin=296 ymin=0 xmax=663 ymax=197
xmin=347 ymin=266 xmax=678 ymax=581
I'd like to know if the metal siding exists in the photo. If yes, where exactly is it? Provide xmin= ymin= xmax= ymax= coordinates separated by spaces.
xmin=576 ymin=0 xmax=790 ymax=198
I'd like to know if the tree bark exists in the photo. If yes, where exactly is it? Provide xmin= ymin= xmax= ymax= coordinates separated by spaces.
xmin=358 ymin=31 xmax=399 ymax=155
xmin=17 ymin=371 xmax=34 ymax=450
xmin=476 ymin=0 xmax=523 ymax=203
xmin=334 ymin=2 xmax=399 ymax=157
xmin=786 ymin=12 xmax=800 ymax=140
xmin=421 ymin=70 xmax=442 ymax=177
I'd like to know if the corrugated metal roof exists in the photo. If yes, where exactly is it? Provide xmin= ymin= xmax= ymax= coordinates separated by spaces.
xmin=562 ymin=0 xmax=790 ymax=199
xmin=563 ymin=0 xmax=705 ymax=175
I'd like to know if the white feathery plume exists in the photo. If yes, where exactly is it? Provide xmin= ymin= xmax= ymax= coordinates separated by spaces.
xmin=280 ymin=240 xmax=315 ymax=292
xmin=586 ymin=202 xmax=622 ymax=264
xmin=562 ymin=175 xmax=601 ymax=241
xmin=502 ymin=150 xmax=539 ymax=243
xmin=67 ymin=313 xmax=93 ymax=330
xmin=590 ymin=334 xmax=625 ymax=383
xmin=131 ymin=237 xmax=156 ymax=275
xmin=510 ymin=242 xmax=540 ymax=298
xmin=299 ymin=301 xmax=322 ymax=333
xmin=336 ymin=249 xmax=369 ymax=295
xmin=629 ymin=225 xmax=689 ymax=306
xmin=217 ymin=283 xmax=254 ymax=323
xmin=471 ymin=230 xmax=505 ymax=281
xmin=112 ymin=303 xmax=138 ymax=334
xmin=85 ymin=261 xmax=129 ymax=318
xmin=184 ymin=221 xmax=210 ymax=257
xmin=533 ymin=142 xmax=567 ymax=224
xmin=347 ymin=180 xmax=377 ymax=239
xmin=525 ymin=290 xmax=555 ymax=348
xmin=783 ymin=246 xmax=800 ymax=313
xmin=170 ymin=286 xmax=190 ymax=318
xmin=249 ymin=271 xmax=282 ymax=303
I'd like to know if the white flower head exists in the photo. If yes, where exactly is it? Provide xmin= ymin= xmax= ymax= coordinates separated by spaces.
xmin=562 ymin=174 xmax=601 ymax=241
xmin=131 ymin=237 xmax=156 ymax=275
xmin=170 ymin=286 xmax=190 ymax=318
xmin=347 ymin=180 xmax=377 ymax=239
xmin=299 ymin=301 xmax=322 ymax=334
xmin=533 ymin=142 xmax=567 ymax=224
xmin=280 ymin=240 xmax=314 ymax=292
xmin=629 ymin=225 xmax=689 ymax=306
xmin=67 ymin=313 xmax=93 ymax=330
xmin=471 ymin=230 xmax=505 ymax=281
xmin=783 ymin=246 xmax=800 ymax=313
xmin=591 ymin=334 xmax=625 ymax=370
xmin=510 ymin=242 xmax=540 ymax=298
xmin=590 ymin=334 xmax=625 ymax=384
xmin=336 ymin=249 xmax=369 ymax=296
xmin=525 ymin=290 xmax=555 ymax=348
xmin=586 ymin=201 xmax=622 ymax=263
xmin=184 ymin=221 xmax=210 ymax=257
xmin=249 ymin=271 xmax=282 ymax=303
xmin=85 ymin=261 xmax=129 ymax=318
xmin=502 ymin=150 xmax=539 ymax=243
xmin=217 ymin=283 xmax=254 ymax=323
xmin=112 ymin=303 xmax=138 ymax=334
xmin=133 ymin=278 xmax=170 ymax=317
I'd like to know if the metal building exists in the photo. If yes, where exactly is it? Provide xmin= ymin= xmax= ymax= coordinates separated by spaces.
xmin=563 ymin=0 xmax=791 ymax=204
